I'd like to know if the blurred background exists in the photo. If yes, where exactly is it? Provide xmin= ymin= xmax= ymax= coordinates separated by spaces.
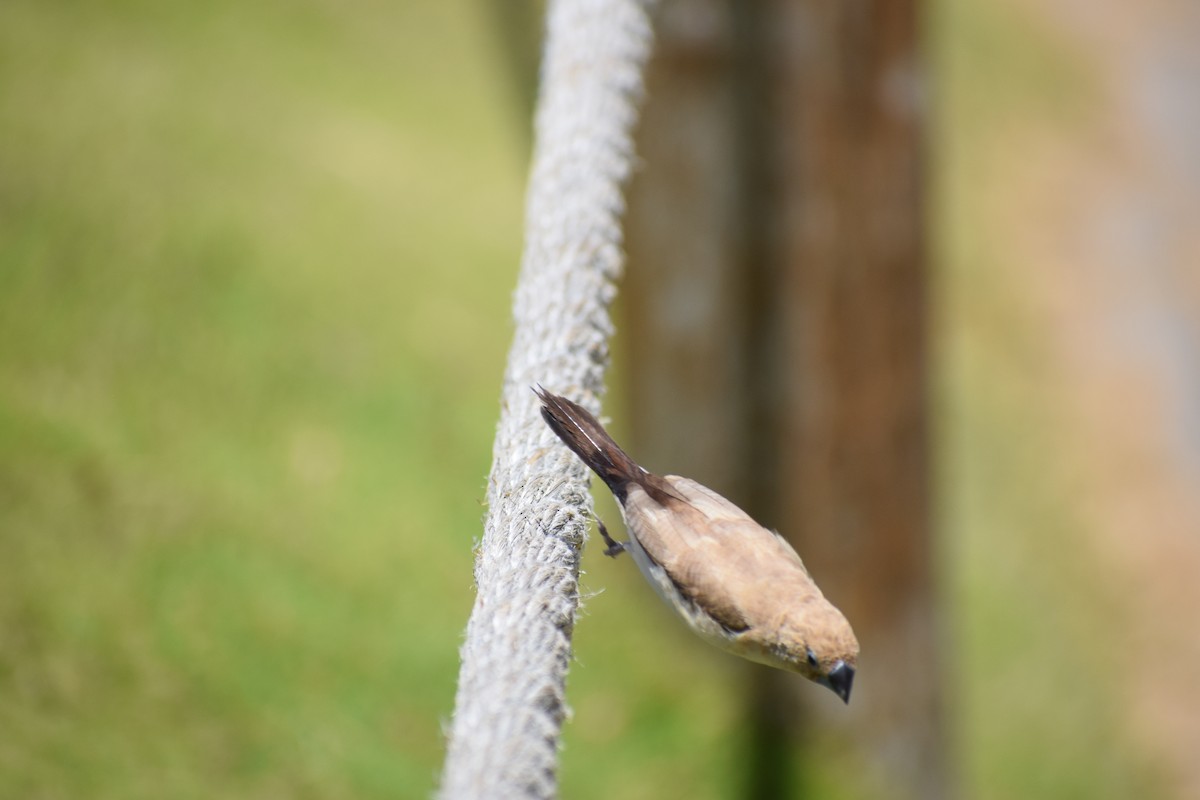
xmin=1 ymin=1 xmax=1197 ymax=799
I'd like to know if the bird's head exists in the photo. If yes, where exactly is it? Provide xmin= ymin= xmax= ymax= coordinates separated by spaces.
xmin=777 ymin=599 xmax=860 ymax=704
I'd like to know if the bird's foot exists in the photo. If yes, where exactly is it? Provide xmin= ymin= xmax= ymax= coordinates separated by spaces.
xmin=596 ymin=518 xmax=625 ymax=558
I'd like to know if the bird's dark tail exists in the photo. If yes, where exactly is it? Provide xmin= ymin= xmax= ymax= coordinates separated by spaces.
xmin=535 ymin=387 xmax=644 ymax=502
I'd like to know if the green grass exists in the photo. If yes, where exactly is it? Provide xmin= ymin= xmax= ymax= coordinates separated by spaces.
xmin=0 ymin=0 xmax=1162 ymax=798
xmin=0 ymin=1 xmax=521 ymax=797
xmin=934 ymin=1 xmax=1155 ymax=798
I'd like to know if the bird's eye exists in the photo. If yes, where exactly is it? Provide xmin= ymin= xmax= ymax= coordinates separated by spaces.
xmin=806 ymin=648 xmax=819 ymax=667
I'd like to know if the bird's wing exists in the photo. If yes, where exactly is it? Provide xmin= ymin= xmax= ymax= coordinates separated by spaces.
xmin=623 ymin=476 xmax=818 ymax=632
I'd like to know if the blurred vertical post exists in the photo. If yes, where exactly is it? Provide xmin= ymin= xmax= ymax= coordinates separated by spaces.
xmin=484 ymin=0 xmax=545 ymax=148
xmin=623 ymin=1 xmax=946 ymax=798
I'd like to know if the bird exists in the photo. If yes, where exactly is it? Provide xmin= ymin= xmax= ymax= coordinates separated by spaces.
xmin=535 ymin=387 xmax=859 ymax=704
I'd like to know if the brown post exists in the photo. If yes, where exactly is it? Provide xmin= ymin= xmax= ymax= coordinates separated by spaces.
xmin=624 ymin=1 xmax=945 ymax=797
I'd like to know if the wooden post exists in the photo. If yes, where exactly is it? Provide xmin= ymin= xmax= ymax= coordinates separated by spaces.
xmin=623 ymin=1 xmax=946 ymax=797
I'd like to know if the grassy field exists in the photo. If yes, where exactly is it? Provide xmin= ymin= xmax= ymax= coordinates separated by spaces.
xmin=0 ymin=1 xmax=1159 ymax=798
xmin=1 ymin=2 xmax=521 ymax=796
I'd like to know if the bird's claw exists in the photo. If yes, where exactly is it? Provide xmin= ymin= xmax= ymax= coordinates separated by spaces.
xmin=596 ymin=518 xmax=625 ymax=558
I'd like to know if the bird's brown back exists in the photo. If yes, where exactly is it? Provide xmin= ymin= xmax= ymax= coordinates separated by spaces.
xmin=623 ymin=475 xmax=823 ymax=633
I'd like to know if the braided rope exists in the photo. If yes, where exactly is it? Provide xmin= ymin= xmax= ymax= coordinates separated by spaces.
xmin=438 ymin=1 xmax=656 ymax=797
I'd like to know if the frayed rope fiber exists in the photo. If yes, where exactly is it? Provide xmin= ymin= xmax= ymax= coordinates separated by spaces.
xmin=437 ymin=1 xmax=657 ymax=798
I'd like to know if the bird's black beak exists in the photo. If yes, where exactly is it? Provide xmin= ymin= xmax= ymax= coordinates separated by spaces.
xmin=824 ymin=660 xmax=855 ymax=704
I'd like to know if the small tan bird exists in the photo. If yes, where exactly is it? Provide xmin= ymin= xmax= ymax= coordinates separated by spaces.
xmin=536 ymin=387 xmax=859 ymax=703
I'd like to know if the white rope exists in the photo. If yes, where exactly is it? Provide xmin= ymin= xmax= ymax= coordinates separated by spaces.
xmin=437 ymin=1 xmax=656 ymax=797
